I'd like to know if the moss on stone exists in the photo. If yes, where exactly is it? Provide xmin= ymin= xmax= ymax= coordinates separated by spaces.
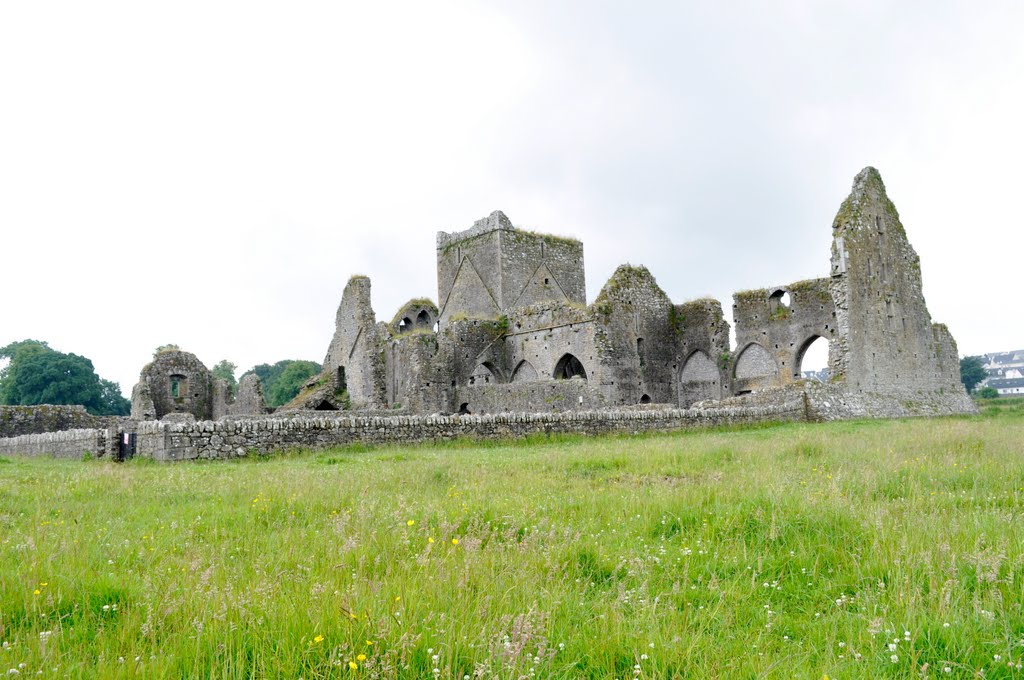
xmin=389 ymin=298 xmax=438 ymax=327
xmin=734 ymin=288 xmax=770 ymax=304
xmin=594 ymin=265 xmax=662 ymax=304
xmin=786 ymin=279 xmax=831 ymax=300
xmin=510 ymin=229 xmax=581 ymax=248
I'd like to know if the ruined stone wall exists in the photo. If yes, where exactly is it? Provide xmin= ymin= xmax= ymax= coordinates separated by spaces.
xmin=591 ymin=265 xmax=678 ymax=406
xmin=676 ymin=299 xmax=731 ymax=407
xmin=828 ymin=168 xmax=971 ymax=405
xmin=228 ymin=374 xmax=270 ymax=416
xmin=436 ymin=216 xmax=505 ymax=324
xmin=458 ymin=379 xmax=607 ymax=414
xmin=130 ymin=350 xmax=214 ymax=420
xmin=385 ymin=331 xmax=447 ymax=413
xmin=133 ymin=400 xmax=806 ymax=462
xmin=931 ymin=324 xmax=967 ymax=393
xmin=436 ymin=211 xmax=585 ymax=324
xmin=390 ymin=299 xmax=438 ymax=335
xmin=0 ymin=405 xmax=122 ymax=438
xmin=322 ymin=276 xmax=386 ymax=408
xmin=212 ymin=377 xmax=271 ymax=419
xmin=498 ymin=228 xmax=585 ymax=309
xmin=441 ymin=317 xmax=510 ymax=411
xmin=732 ymin=278 xmax=837 ymax=393
xmin=211 ymin=378 xmax=231 ymax=420
xmin=502 ymin=302 xmax=595 ymax=377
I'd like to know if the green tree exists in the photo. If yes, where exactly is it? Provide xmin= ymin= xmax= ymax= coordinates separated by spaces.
xmin=0 ymin=340 xmax=130 ymax=416
xmin=96 ymin=379 xmax=131 ymax=416
xmin=976 ymin=386 xmax=998 ymax=399
xmin=269 ymin=361 xmax=321 ymax=407
xmin=211 ymin=360 xmax=238 ymax=395
xmin=959 ymin=355 xmax=987 ymax=393
xmin=243 ymin=359 xmax=321 ymax=408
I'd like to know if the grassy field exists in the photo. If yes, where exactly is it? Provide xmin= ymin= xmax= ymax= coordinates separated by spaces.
xmin=1 ymin=400 xmax=1023 ymax=679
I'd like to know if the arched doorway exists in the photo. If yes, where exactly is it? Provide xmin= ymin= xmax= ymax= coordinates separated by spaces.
xmin=553 ymin=354 xmax=587 ymax=380
xmin=796 ymin=335 xmax=830 ymax=382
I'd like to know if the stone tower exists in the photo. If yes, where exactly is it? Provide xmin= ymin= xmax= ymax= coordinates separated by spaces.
xmin=435 ymin=211 xmax=586 ymax=325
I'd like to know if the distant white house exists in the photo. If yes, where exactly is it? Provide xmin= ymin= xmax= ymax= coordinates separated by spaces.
xmin=987 ymin=377 xmax=1024 ymax=396
xmin=801 ymin=368 xmax=830 ymax=383
xmin=983 ymin=350 xmax=1024 ymax=370
xmin=979 ymin=349 xmax=1024 ymax=394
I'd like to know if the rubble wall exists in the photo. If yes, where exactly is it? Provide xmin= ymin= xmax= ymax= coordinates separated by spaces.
xmin=0 ymin=428 xmax=111 ymax=459
xmin=134 ymin=401 xmax=806 ymax=462
xmin=0 ymin=405 xmax=121 ymax=438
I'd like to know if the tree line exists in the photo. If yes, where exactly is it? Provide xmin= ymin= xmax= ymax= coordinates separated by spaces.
xmin=0 ymin=340 xmax=130 ymax=415
xmin=0 ymin=339 xmax=321 ymax=415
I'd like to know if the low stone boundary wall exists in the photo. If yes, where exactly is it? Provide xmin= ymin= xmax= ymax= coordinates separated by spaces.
xmin=0 ymin=400 xmax=806 ymax=462
xmin=136 ymin=400 xmax=805 ymax=462
xmin=0 ymin=428 xmax=112 ymax=459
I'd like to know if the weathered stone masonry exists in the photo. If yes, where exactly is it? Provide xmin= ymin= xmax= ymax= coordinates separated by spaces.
xmin=0 ymin=401 xmax=806 ymax=460
xmin=0 ymin=404 xmax=124 ymax=438
xmin=285 ymin=166 xmax=973 ymax=421
xmin=136 ymin=402 xmax=806 ymax=461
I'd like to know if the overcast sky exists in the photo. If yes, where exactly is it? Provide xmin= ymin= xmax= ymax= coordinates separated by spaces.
xmin=2 ymin=1 xmax=1022 ymax=396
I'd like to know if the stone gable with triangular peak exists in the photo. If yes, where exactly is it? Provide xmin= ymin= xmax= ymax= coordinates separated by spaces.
xmin=284 ymin=168 xmax=975 ymax=419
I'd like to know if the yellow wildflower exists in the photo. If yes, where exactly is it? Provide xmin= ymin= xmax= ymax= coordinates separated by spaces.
xmin=357 ymin=654 xmax=367 ymax=661
xmin=452 ymin=538 xmax=459 ymax=546
xmin=314 ymin=635 xmax=324 ymax=644
xmin=349 ymin=661 xmax=358 ymax=670
xmin=407 ymin=519 xmax=415 ymax=526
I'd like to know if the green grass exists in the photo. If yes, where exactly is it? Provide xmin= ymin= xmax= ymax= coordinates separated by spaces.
xmin=1 ymin=402 xmax=1023 ymax=678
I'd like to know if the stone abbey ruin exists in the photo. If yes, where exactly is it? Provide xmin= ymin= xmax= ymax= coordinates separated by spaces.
xmin=268 ymin=165 xmax=973 ymax=418
xmin=0 ymin=167 xmax=975 ymax=460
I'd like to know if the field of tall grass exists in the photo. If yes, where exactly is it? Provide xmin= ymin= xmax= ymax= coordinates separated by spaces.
xmin=1 ymin=399 xmax=1022 ymax=678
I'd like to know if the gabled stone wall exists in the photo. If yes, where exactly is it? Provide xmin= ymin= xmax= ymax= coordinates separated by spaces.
xmin=436 ymin=211 xmax=585 ymax=325
xmin=591 ymin=265 xmax=678 ymax=406
xmin=829 ymin=168 xmax=965 ymax=398
xmin=321 ymin=276 xmax=386 ymax=409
